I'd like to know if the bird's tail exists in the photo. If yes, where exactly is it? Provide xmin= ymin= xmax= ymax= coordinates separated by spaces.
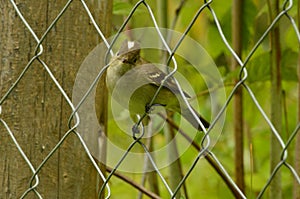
xmin=181 ymin=106 xmax=210 ymax=131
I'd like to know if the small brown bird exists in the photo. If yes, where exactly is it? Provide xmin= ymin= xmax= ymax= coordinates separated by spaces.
xmin=106 ymin=40 xmax=209 ymax=131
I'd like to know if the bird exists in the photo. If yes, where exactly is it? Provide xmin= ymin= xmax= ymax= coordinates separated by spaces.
xmin=106 ymin=40 xmax=209 ymax=133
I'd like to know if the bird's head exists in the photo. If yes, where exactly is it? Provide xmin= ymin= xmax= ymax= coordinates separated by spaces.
xmin=116 ymin=40 xmax=141 ymax=65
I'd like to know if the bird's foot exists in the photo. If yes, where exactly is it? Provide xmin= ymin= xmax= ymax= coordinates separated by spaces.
xmin=145 ymin=103 xmax=166 ymax=114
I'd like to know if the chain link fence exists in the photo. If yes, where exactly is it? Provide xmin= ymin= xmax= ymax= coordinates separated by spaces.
xmin=1 ymin=0 xmax=300 ymax=198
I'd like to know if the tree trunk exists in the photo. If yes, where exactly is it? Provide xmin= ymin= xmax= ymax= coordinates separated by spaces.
xmin=268 ymin=0 xmax=282 ymax=198
xmin=0 ymin=1 xmax=111 ymax=198
xmin=231 ymin=0 xmax=245 ymax=196
xmin=293 ymin=1 xmax=300 ymax=198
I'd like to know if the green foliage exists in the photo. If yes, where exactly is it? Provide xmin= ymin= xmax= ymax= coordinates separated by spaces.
xmin=113 ymin=1 xmax=134 ymax=15
xmin=109 ymin=0 xmax=299 ymax=198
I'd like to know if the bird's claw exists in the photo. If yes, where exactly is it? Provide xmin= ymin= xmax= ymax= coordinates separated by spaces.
xmin=145 ymin=103 xmax=166 ymax=113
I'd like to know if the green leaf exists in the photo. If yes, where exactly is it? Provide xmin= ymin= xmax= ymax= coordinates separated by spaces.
xmin=285 ymin=26 xmax=300 ymax=52
xmin=244 ymin=49 xmax=297 ymax=83
xmin=113 ymin=1 xmax=144 ymax=16
xmin=246 ymin=51 xmax=271 ymax=83
xmin=281 ymin=49 xmax=298 ymax=81
xmin=113 ymin=2 xmax=133 ymax=15
xmin=242 ymin=0 xmax=258 ymax=50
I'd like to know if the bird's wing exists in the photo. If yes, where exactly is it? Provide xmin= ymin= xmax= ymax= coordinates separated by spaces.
xmin=140 ymin=63 xmax=191 ymax=98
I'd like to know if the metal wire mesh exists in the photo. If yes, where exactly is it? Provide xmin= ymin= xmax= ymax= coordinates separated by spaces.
xmin=1 ymin=0 xmax=300 ymax=198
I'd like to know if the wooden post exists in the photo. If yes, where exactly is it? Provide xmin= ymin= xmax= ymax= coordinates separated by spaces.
xmin=0 ymin=1 xmax=112 ymax=198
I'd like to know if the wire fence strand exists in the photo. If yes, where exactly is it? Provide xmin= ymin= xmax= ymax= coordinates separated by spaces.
xmin=1 ymin=0 xmax=299 ymax=198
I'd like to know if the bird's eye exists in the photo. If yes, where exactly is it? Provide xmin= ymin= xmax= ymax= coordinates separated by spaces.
xmin=132 ymin=57 xmax=137 ymax=63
